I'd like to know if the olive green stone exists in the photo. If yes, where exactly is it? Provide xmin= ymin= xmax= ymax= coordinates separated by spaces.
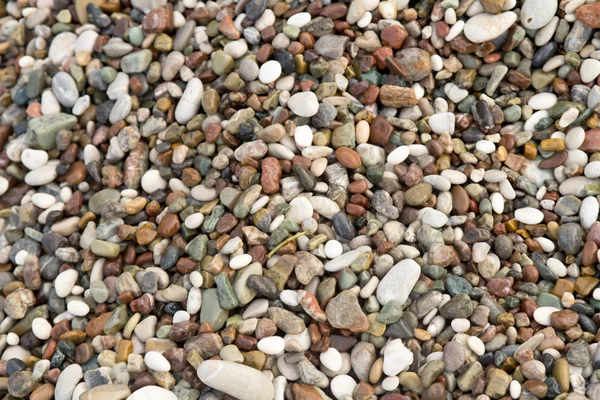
xmin=420 ymin=360 xmax=445 ymax=386
xmin=101 ymin=67 xmax=117 ymax=83
xmin=283 ymin=24 xmax=300 ymax=39
xmin=224 ymin=72 xmax=245 ymax=92
xmin=128 ymin=26 xmax=145 ymax=46
xmin=376 ymin=299 xmax=404 ymax=324
xmin=537 ymin=292 xmax=563 ymax=309
xmin=91 ymin=240 xmax=120 ymax=258
xmin=26 ymin=69 xmax=47 ymax=99
xmin=531 ymin=69 xmax=556 ymax=90
xmin=88 ymin=189 xmax=121 ymax=213
xmin=503 ymin=105 xmax=522 ymax=122
xmin=457 ymin=362 xmax=484 ymax=392
xmin=399 ymin=372 xmax=424 ymax=394
xmin=331 ymin=123 xmax=356 ymax=149
xmin=104 ymin=306 xmax=128 ymax=335
xmin=26 ymin=113 xmax=78 ymax=150
xmin=404 ymin=182 xmax=433 ymax=206
xmin=187 ymin=234 xmax=209 ymax=261
xmin=338 ymin=268 xmax=358 ymax=290
xmin=215 ymin=272 xmax=239 ymax=310
xmin=212 ymin=50 xmax=235 ymax=75
xmin=121 ymin=50 xmax=153 ymax=74
xmin=200 ymin=288 xmax=229 ymax=331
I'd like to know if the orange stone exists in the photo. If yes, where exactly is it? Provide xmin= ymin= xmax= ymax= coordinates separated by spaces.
xmin=335 ymin=147 xmax=362 ymax=169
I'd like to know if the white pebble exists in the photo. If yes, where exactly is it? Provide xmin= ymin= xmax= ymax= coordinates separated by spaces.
xmin=467 ymin=336 xmax=485 ymax=356
xmin=259 ymin=60 xmax=282 ymax=84
xmin=230 ymin=254 xmax=252 ymax=270
xmin=257 ymin=336 xmax=285 ymax=355
xmin=514 ymin=207 xmax=544 ymax=224
xmin=533 ymin=306 xmax=560 ymax=326
xmin=451 ymin=319 xmax=470 ymax=333
xmin=144 ymin=351 xmax=171 ymax=372
xmin=67 ymin=300 xmax=90 ymax=317
xmin=324 ymin=240 xmax=343 ymax=259
xmin=320 ymin=348 xmax=343 ymax=372
xmin=32 ymin=318 xmax=52 ymax=340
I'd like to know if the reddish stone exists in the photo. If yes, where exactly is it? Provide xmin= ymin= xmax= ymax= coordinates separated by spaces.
xmin=576 ymin=2 xmax=600 ymax=28
xmin=348 ymin=180 xmax=368 ymax=193
xmin=522 ymin=265 xmax=539 ymax=283
xmin=335 ymin=148 xmax=362 ymax=169
xmin=157 ymin=213 xmax=181 ymax=237
xmin=219 ymin=14 xmax=240 ymax=39
xmin=582 ymin=241 xmax=598 ymax=266
xmin=319 ymin=3 xmax=348 ymax=19
xmin=63 ymin=161 xmax=87 ymax=185
xmin=587 ymin=221 xmax=600 ymax=245
xmin=487 ymin=277 xmax=514 ymax=298
xmin=380 ymin=25 xmax=408 ymax=49
xmin=369 ymin=116 xmax=393 ymax=147
xmin=261 ymin=157 xmax=282 ymax=194
xmin=550 ymin=310 xmax=579 ymax=330
xmin=142 ymin=7 xmax=171 ymax=33
xmin=373 ymin=47 xmax=393 ymax=70
xmin=581 ymin=129 xmax=600 ymax=152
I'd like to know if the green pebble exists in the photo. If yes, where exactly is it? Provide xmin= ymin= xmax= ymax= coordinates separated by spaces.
xmin=200 ymin=288 xmax=228 ymax=330
xmin=215 ymin=272 xmax=239 ymax=310
xmin=338 ymin=268 xmax=357 ymax=290
xmin=377 ymin=299 xmax=404 ymax=324
xmin=503 ymin=105 xmax=522 ymax=122
xmin=283 ymin=24 xmax=300 ymax=39
xmin=504 ymin=51 xmax=521 ymax=68
xmin=128 ymin=26 xmax=145 ymax=46
xmin=103 ymin=306 xmax=128 ymax=335
xmin=101 ymin=67 xmax=117 ymax=83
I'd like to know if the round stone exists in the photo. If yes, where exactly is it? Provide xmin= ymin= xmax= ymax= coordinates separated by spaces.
xmin=287 ymin=92 xmax=319 ymax=117
xmin=31 ymin=318 xmax=52 ymax=340
xmin=258 ymin=60 xmax=282 ymax=84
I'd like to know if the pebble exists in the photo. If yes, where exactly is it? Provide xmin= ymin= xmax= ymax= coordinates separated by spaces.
xmin=383 ymin=339 xmax=414 ymax=376
xmin=144 ymin=351 xmax=171 ymax=372
xmin=54 ymin=269 xmax=78 ymax=298
xmin=521 ymin=0 xmax=558 ymax=29
xmin=464 ymin=12 xmax=517 ymax=43
xmin=197 ymin=360 xmax=275 ymax=400
xmin=287 ymin=92 xmax=320 ymax=117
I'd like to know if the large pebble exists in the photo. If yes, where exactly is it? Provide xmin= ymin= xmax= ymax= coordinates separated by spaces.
xmin=377 ymin=259 xmax=421 ymax=306
xmin=197 ymin=360 xmax=275 ymax=400
xmin=464 ymin=12 xmax=517 ymax=43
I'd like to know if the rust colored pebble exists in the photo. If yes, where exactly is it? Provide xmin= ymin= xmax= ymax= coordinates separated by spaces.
xmin=335 ymin=147 xmax=362 ymax=169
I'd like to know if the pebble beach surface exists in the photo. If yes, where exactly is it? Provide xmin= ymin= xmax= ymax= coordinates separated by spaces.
xmin=1 ymin=0 xmax=600 ymax=398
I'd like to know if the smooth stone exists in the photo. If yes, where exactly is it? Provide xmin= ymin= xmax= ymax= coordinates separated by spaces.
xmin=287 ymin=92 xmax=319 ymax=117
xmin=514 ymin=207 xmax=544 ymax=224
xmin=127 ymin=386 xmax=178 ymax=400
xmin=521 ymin=0 xmax=558 ymax=29
xmin=48 ymin=32 xmax=77 ymax=64
xmin=528 ymin=93 xmax=557 ymax=110
xmin=464 ymin=12 xmax=517 ymax=43
xmin=377 ymin=259 xmax=421 ymax=306
xmin=197 ymin=360 xmax=275 ymax=400
xmin=55 ymin=364 xmax=83 ymax=400
xmin=533 ymin=306 xmax=560 ymax=325
xmin=580 ymin=59 xmax=600 ymax=83
xmin=428 ymin=112 xmax=455 ymax=134
xmin=175 ymin=78 xmax=204 ymax=124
